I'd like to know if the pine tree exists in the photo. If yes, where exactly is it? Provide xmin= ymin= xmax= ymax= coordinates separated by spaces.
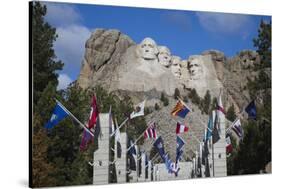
xmin=160 ymin=92 xmax=169 ymax=106
xmin=154 ymin=103 xmax=160 ymax=110
xmin=32 ymin=2 xmax=63 ymax=104
xmin=188 ymin=88 xmax=201 ymax=105
xmin=202 ymin=90 xmax=211 ymax=114
xmin=227 ymin=20 xmax=272 ymax=175
xmin=253 ymin=20 xmax=271 ymax=68
xmin=174 ymin=88 xmax=180 ymax=100
xmin=226 ymin=104 xmax=236 ymax=122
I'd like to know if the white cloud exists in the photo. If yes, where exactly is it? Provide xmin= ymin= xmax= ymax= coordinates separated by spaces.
xmin=57 ymin=73 xmax=73 ymax=90
xmin=54 ymin=25 xmax=91 ymax=74
xmin=45 ymin=3 xmax=82 ymax=27
xmin=196 ymin=12 xmax=251 ymax=35
xmin=44 ymin=2 xmax=92 ymax=79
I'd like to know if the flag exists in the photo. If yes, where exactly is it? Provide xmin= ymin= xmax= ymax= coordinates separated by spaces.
xmin=202 ymin=141 xmax=209 ymax=166
xmin=128 ymin=139 xmax=137 ymax=171
xmin=80 ymin=129 xmax=93 ymax=151
xmin=204 ymin=114 xmax=213 ymax=142
xmin=113 ymin=118 xmax=122 ymax=158
xmin=212 ymin=110 xmax=220 ymax=144
xmin=115 ymin=127 xmax=122 ymax=158
xmin=231 ymin=118 xmax=243 ymax=139
xmin=145 ymin=153 xmax=149 ymax=179
xmin=44 ymin=103 xmax=69 ymax=129
xmin=226 ymin=136 xmax=233 ymax=154
xmin=217 ymin=93 xmax=226 ymax=114
xmin=245 ymin=100 xmax=257 ymax=120
xmin=88 ymin=95 xmax=99 ymax=129
xmin=128 ymin=154 xmax=136 ymax=171
xmin=176 ymin=122 xmax=189 ymax=134
xmin=216 ymin=93 xmax=225 ymax=135
xmin=176 ymin=136 xmax=185 ymax=171
xmin=176 ymin=136 xmax=185 ymax=152
xmin=171 ymin=99 xmax=191 ymax=118
xmin=128 ymin=139 xmax=136 ymax=156
xmin=130 ymin=100 xmax=146 ymax=119
xmin=176 ymin=149 xmax=184 ymax=163
xmin=164 ymin=154 xmax=173 ymax=173
xmin=197 ymin=148 xmax=202 ymax=177
xmin=144 ymin=122 xmax=157 ymax=139
xmin=80 ymin=95 xmax=100 ymax=151
xmin=153 ymin=136 xmax=166 ymax=161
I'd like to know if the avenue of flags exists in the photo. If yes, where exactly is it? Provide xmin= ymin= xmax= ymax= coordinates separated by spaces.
xmin=43 ymin=90 xmax=258 ymax=179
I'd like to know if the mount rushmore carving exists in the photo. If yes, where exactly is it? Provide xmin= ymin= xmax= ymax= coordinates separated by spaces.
xmin=78 ymin=29 xmax=260 ymax=110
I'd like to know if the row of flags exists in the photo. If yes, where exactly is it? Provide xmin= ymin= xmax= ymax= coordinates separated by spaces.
xmin=43 ymin=89 xmax=258 ymax=178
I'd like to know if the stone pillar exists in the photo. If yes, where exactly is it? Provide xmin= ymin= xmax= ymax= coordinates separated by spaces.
xmin=93 ymin=113 xmax=110 ymax=185
xmin=187 ymin=161 xmax=193 ymax=179
xmin=138 ymin=152 xmax=146 ymax=182
xmin=146 ymin=161 xmax=152 ymax=181
xmin=212 ymin=111 xmax=227 ymax=177
xmin=115 ymin=132 xmax=127 ymax=183
xmin=153 ymin=165 xmax=159 ymax=181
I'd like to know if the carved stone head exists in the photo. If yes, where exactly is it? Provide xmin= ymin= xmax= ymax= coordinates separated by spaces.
xmin=137 ymin=37 xmax=159 ymax=60
xmin=187 ymin=56 xmax=204 ymax=80
xmin=158 ymin=46 xmax=172 ymax=67
xmin=171 ymin=56 xmax=182 ymax=78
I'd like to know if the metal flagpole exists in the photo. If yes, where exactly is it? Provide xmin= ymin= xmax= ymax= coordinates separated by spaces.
xmin=55 ymin=99 xmax=95 ymax=137
xmin=225 ymin=117 xmax=239 ymax=133
xmin=127 ymin=120 xmax=156 ymax=152
xmin=110 ymin=117 xmax=129 ymax=137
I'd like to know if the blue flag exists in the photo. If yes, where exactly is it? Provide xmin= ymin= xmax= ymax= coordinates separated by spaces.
xmin=128 ymin=139 xmax=136 ymax=156
xmin=44 ymin=103 xmax=69 ymax=129
xmin=153 ymin=136 xmax=165 ymax=161
xmin=245 ymin=100 xmax=257 ymax=120
xmin=176 ymin=149 xmax=184 ymax=163
xmin=204 ymin=114 xmax=213 ymax=142
xmin=164 ymin=154 xmax=173 ymax=172
xmin=176 ymin=136 xmax=185 ymax=153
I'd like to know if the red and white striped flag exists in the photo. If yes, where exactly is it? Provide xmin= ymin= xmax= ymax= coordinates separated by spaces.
xmin=144 ymin=122 xmax=157 ymax=139
xmin=176 ymin=122 xmax=189 ymax=134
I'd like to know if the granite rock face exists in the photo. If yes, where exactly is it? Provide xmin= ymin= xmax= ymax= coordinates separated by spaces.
xmin=78 ymin=29 xmax=135 ymax=89
xmin=77 ymin=29 xmax=262 ymax=157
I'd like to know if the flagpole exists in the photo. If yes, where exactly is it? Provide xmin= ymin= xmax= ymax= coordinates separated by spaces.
xmin=55 ymin=99 xmax=95 ymax=137
xmin=211 ymin=135 xmax=215 ymax=177
xmin=225 ymin=117 xmax=239 ymax=133
xmin=126 ymin=120 xmax=155 ymax=152
xmin=110 ymin=117 xmax=129 ymax=137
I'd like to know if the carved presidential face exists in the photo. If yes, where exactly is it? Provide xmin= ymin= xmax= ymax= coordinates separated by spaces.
xmin=138 ymin=38 xmax=159 ymax=60
xmin=171 ymin=56 xmax=181 ymax=78
xmin=158 ymin=46 xmax=172 ymax=67
xmin=187 ymin=57 xmax=203 ymax=80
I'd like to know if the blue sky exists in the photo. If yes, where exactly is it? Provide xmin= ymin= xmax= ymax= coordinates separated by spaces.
xmin=44 ymin=2 xmax=271 ymax=89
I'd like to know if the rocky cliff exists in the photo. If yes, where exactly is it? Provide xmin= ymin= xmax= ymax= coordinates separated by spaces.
xmin=77 ymin=29 xmax=261 ymax=159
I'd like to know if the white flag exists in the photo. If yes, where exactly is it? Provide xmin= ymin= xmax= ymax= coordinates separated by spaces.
xmin=130 ymin=100 xmax=146 ymax=119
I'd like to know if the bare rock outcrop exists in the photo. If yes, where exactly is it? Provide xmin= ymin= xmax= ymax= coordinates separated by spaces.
xmin=76 ymin=29 xmax=264 ymax=157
